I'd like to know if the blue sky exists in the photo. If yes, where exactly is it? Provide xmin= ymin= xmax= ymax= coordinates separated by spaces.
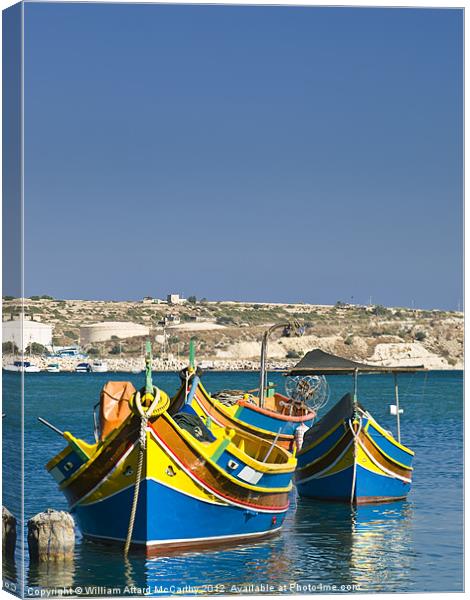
xmin=21 ymin=3 xmax=463 ymax=309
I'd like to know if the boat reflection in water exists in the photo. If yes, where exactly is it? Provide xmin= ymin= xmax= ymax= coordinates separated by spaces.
xmin=287 ymin=497 xmax=413 ymax=593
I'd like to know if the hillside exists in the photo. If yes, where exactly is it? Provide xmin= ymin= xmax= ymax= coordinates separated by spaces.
xmin=3 ymin=299 xmax=463 ymax=369
xmin=2 ymin=297 xmax=463 ymax=370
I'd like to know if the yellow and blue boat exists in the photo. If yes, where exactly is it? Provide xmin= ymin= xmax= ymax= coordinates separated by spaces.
xmin=43 ymin=346 xmax=296 ymax=553
xmin=291 ymin=350 xmax=423 ymax=504
xmin=179 ymin=368 xmax=315 ymax=451
xmin=175 ymin=328 xmax=316 ymax=452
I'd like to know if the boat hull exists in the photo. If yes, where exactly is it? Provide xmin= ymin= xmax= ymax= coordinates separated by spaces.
xmin=4 ymin=364 xmax=41 ymax=372
xmin=75 ymin=477 xmax=284 ymax=551
xmin=295 ymin=394 xmax=413 ymax=504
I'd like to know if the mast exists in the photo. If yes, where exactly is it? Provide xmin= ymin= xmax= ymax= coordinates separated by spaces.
xmin=259 ymin=320 xmax=302 ymax=408
xmin=145 ymin=340 xmax=153 ymax=394
xmin=394 ymin=373 xmax=401 ymax=443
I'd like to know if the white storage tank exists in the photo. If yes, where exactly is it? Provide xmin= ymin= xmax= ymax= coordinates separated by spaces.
xmin=79 ymin=321 xmax=149 ymax=344
xmin=3 ymin=317 xmax=53 ymax=351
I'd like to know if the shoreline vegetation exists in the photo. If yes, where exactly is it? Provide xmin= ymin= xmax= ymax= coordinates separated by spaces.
xmin=2 ymin=296 xmax=463 ymax=371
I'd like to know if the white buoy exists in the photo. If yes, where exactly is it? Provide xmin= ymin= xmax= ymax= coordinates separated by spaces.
xmin=295 ymin=423 xmax=309 ymax=451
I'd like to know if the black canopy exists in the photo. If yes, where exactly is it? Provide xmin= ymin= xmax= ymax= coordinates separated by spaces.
xmin=289 ymin=349 xmax=425 ymax=375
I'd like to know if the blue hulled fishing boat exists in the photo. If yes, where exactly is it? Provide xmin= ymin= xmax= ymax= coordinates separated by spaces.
xmin=42 ymin=344 xmax=296 ymax=554
xmin=290 ymin=350 xmax=423 ymax=504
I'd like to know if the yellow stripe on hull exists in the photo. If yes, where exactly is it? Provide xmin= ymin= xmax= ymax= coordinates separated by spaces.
xmin=366 ymin=417 xmax=415 ymax=456
xmin=363 ymin=430 xmax=413 ymax=471
xmin=80 ymin=429 xmax=226 ymax=507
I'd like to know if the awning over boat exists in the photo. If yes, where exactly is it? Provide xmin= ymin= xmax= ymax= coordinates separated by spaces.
xmin=289 ymin=349 xmax=425 ymax=375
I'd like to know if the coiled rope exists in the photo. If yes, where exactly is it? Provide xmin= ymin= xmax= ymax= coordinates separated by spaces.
xmin=124 ymin=387 xmax=169 ymax=556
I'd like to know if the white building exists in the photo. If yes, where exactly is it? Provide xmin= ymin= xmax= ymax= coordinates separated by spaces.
xmin=2 ymin=317 xmax=53 ymax=352
xmin=80 ymin=321 xmax=150 ymax=344
xmin=167 ymin=294 xmax=186 ymax=305
xmin=142 ymin=297 xmax=165 ymax=304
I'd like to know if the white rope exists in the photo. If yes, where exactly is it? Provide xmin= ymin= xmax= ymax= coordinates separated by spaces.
xmin=123 ymin=388 xmax=162 ymax=556
xmin=124 ymin=424 xmax=145 ymax=554
xmin=348 ymin=417 xmax=363 ymax=505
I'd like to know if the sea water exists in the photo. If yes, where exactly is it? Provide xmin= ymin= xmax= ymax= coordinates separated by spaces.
xmin=2 ymin=370 xmax=463 ymax=594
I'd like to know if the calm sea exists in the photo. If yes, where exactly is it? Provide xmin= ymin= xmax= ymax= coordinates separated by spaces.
xmin=2 ymin=370 xmax=463 ymax=594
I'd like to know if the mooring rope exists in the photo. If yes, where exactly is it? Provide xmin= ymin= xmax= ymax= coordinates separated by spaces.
xmin=124 ymin=388 xmax=168 ymax=556
xmin=348 ymin=417 xmax=363 ymax=505
xmin=124 ymin=424 xmax=146 ymax=557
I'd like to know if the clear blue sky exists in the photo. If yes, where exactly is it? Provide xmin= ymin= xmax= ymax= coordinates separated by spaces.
xmin=21 ymin=3 xmax=463 ymax=309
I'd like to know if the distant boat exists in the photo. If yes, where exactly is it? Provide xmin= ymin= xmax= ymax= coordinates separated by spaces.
xmin=46 ymin=363 xmax=61 ymax=373
xmin=50 ymin=346 xmax=87 ymax=359
xmin=91 ymin=360 xmax=108 ymax=373
xmin=4 ymin=360 xmax=41 ymax=373
xmin=75 ymin=362 xmax=92 ymax=373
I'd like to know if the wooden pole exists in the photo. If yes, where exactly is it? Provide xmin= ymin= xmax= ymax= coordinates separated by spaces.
xmin=258 ymin=330 xmax=268 ymax=408
xmin=145 ymin=340 xmax=153 ymax=394
xmin=189 ymin=338 xmax=196 ymax=371
xmin=394 ymin=373 xmax=401 ymax=443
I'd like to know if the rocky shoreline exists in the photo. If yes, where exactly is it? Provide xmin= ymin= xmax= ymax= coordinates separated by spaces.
xmin=2 ymin=351 xmax=462 ymax=373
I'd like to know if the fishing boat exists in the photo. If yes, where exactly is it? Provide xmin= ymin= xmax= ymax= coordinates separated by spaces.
xmin=91 ymin=360 xmax=109 ymax=373
xmin=42 ymin=344 xmax=296 ymax=553
xmin=75 ymin=362 xmax=92 ymax=373
xmin=291 ymin=350 xmax=423 ymax=504
xmin=3 ymin=360 xmax=41 ymax=373
xmin=186 ymin=374 xmax=316 ymax=451
xmin=185 ymin=325 xmax=316 ymax=451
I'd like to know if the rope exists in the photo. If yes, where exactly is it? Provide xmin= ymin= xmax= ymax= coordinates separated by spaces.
xmin=124 ymin=421 xmax=146 ymax=557
xmin=348 ymin=417 xmax=363 ymax=505
xmin=124 ymin=388 xmax=168 ymax=556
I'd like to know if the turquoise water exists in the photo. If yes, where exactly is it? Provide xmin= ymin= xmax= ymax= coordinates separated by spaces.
xmin=2 ymin=370 xmax=464 ymax=594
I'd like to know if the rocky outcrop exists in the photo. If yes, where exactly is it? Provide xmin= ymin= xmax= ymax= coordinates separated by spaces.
xmin=367 ymin=342 xmax=459 ymax=370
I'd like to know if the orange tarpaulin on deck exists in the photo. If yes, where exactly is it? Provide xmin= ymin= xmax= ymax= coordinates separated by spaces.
xmin=99 ymin=381 xmax=136 ymax=440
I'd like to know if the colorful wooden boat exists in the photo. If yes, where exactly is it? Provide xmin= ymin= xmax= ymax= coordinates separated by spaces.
xmin=43 ymin=351 xmax=296 ymax=553
xmin=175 ymin=326 xmax=316 ymax=452
xmin=295 ymin=392 xmax=414 ymax=503
xmin=179 ymin=369 xmax=315 ymax=451
xmin=291 ymin=349 xmax=423 ymax=504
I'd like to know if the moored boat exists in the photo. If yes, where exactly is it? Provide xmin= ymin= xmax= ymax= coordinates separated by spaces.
xmin=43 ymin=344 xmax=296 ymax=552
xmin=186 ymin=372 xmax=315 ymax=451
xmin=4 ymin=360 xmax=41 ymax=373
xmin=91 ymin=360 xmax=108 ymax=373
xmin=183 ymin=325 xmax=316 ymax=451
xmin=292 ymin=350 xmax=422 ymax=504
xmin=75 ymin=362 xmax=92 ymax=373
xmin=46 ymin=363 xmax=61 ymax=373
